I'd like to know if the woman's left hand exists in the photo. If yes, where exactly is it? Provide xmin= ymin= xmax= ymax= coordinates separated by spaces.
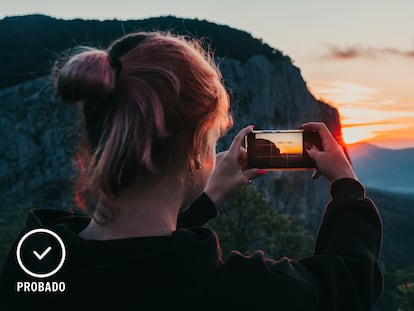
xmin=204 ymin=125 xmax=267 ymax=205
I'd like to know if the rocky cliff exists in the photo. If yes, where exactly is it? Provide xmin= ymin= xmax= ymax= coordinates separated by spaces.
xmin=0 ymin=52 xmax=342 ymax=233
xmin=219 ymin=55 xmax=341 ymax=230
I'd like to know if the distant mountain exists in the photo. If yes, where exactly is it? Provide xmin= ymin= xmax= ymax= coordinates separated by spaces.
xmin=348 ymin=143 xmax=414 ymax=269
xmin=347 ymin=142 xmax=414 ymax=194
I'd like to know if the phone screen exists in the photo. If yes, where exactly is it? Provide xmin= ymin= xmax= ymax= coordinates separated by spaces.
xmin=245 ymin=130 xmax=321 ymax=170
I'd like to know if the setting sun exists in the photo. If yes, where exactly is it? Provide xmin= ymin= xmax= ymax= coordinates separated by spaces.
xmin=341 ymin=126 xmax=375 ymax=145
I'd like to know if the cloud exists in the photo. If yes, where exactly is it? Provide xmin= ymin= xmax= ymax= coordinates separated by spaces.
xmin=324 ymin=45 xmax=414 ymax=60
xmin=310 ymin=81 xmax=381 ymax=105
xmin=326 ymin=46 xmax=376 ymax=59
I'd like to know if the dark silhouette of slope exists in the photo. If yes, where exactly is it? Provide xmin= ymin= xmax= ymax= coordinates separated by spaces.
xmin=0 ymin=14 xmax=289 ymax=89
xmin=367 ymin=189 xmax=414 ymax=269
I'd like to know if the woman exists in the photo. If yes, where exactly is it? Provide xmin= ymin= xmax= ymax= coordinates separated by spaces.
xmin=0 ymin=32 xmax=382 ymax=310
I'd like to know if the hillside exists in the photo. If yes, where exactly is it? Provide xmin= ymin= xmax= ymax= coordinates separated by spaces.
xmin=0 ymin=14 xmax=288 ymax=89
xmin=367 ymin=189 xmax=414 ymax=269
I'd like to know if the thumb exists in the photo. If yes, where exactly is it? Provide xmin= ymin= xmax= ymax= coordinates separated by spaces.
xmin=242 ymin=169 xmax=267 ymax=181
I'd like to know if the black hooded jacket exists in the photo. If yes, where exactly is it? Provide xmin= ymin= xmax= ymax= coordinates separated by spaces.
xmin=0 ymin=178 xmax=383 ymax=310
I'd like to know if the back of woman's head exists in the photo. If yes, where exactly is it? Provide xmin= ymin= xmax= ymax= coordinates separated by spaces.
xmin=54 ymin=32 xmax=232 ymax=212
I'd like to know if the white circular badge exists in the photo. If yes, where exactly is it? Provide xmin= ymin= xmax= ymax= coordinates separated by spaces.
xmin=16 ymin=228 xmax=66 ymax=278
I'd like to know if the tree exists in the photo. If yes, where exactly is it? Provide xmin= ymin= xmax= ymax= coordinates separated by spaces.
xmin=207 ymin=186 xmax=313 ymax=260
xmin=391 ymin=267 xmax=414 ymax=311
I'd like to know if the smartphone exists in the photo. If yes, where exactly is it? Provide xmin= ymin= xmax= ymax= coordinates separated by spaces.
xmin=245 ymin=130 xmax=322 ymax=170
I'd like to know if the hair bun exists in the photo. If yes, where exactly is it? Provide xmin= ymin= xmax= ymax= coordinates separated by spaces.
xmin=55 ymin=49 xmax=116 ymax=103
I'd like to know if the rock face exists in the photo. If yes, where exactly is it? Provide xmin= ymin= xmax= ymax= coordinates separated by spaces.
xmin=0 ymin=78 xmax=81 ymax=213
xmin=218 ymin=55 xmax=341 ymax=231
xmin=0 ymin=54 xmax=342 ymax=233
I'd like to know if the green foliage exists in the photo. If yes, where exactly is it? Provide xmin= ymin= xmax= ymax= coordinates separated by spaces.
xmin=207 ymin=186 xmax=313 ymax=260
xmin=390 ymin=267 xmax=414 ymax=311
xmin=376 ymin=267 xmax=414 ymax=311
xmin=397 ymin=282 xmax=414 ymax=311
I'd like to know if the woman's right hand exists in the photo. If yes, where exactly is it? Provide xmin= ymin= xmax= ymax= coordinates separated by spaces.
xmin=301 ymin=122 xmax=357 ymax=183
xmin=204 ymin=126 xmax=267 ymax=205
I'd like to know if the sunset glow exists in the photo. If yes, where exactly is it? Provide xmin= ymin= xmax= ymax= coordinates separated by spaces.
xmin=309 ymin=81 xmax=414 ymax=148
xmin=341 ymin=126 xmax=375 ymax=145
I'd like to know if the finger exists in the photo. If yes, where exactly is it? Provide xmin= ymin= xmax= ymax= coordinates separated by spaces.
xmin=238 ymin=147 xmax=247 ymax=161
xmin=312 ymin=169 xmax=321 ymax=180
xmin=305 ymin=144 xmax=321 ymax=160
xmin=216 ymin=151 xmax=226 ymax=164
xmin=228 ymin=125 xmax=254 ymax=158
xmin=305 ymin=146 xmax=322 ymax=179
xmin=239 ymin=148 xmax=248 ymax=170
xmin=300 ymin=122 xmax=337 ymax=146
xmin=242 ymin=168 xmax=267 ymax=181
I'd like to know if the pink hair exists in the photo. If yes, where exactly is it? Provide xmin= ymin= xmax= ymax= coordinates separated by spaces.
xmin=55 ymin=32 xmax=232 ymax=217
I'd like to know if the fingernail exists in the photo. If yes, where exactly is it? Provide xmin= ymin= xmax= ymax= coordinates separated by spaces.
xmin=256 ymin=169 xmax=267 ymax=176
xmin=305 ymin=142 xmax=313 ymax=150
xmin=312 ymin=170 xmax=321 ymax=180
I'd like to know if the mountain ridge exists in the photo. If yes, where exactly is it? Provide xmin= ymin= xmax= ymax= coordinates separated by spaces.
xmin=348 ymin=141 xmax=414 ymax=152
xmin=0 ymin=14 xmax=289 ymax=90
xmin=347 ymin=141 xmax=414 ymax=194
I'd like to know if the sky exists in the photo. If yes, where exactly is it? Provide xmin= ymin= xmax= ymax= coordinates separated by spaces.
xmin=1 ymin=0 xmax=413 ymax=149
